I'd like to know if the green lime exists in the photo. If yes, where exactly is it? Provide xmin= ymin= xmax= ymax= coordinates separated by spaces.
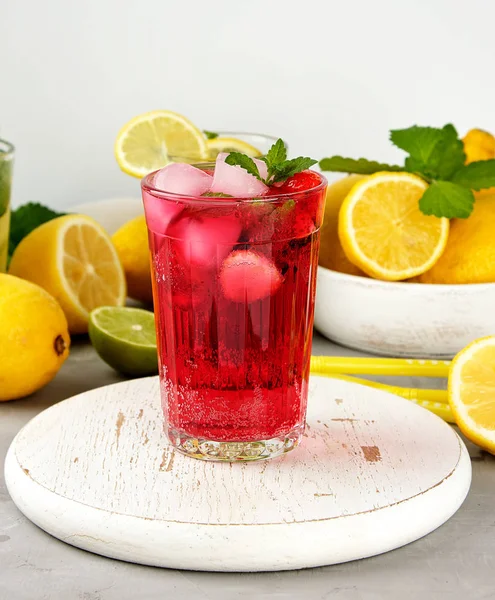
xmin=88 ymin=306 xmax=158 ymax=377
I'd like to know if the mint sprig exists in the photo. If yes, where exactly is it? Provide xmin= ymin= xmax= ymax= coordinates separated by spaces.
xmin=226 ymin=138 xmax=317 ymax=186
xmin=320 ymin=123 xmax=495 ymax=218
xmin=204 ymin=130 xmax=219 ymax=140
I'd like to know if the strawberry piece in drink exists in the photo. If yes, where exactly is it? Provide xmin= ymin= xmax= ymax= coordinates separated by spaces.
xmin=270 ymin=170 xmax=322 ymax=194
xmin=219 ymin=249 xmax=283 ymax=303
xmin=266 ymin=171 xmax=323 ymax=239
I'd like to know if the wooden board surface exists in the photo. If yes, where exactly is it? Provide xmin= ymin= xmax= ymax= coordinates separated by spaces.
xmin=5 ymin=375 xmax=471 ymax=571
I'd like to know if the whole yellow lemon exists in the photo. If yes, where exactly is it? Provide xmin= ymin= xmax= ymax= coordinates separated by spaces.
xmin=112 ymin=215 xmax=153 ymax=305
xmin=319 ymin=174 xmax=366 ymax=276
xmin=0 ymin=274 xmax=70 ymax=401
xmin=419 ymin=193 xmax=495 ymax=284
xmin=462 ymin=129 xmax=495 ymax=164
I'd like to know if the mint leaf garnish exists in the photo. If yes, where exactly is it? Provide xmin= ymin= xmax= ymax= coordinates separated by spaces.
xmin=425 ymin=124 xmax=465 ymax=180
xmin=263 ymin=138 xmax=287 ymax=182
xmin=201 ymin=191 xmax=233 ymax=198
xmin=204 ymin=130 xmax=219 ymax=140
xmin=319 ymin=123 xmax=491 ymax=218
xmin=225 ymin=152 xmax=261 ymax=180
xmin=262 ymin=139 xmax=316 ymax=184
xmin=9 ymin=203 xmax=66 ymax=260
xmin=390 ymin=126 xmax=445 ymax=165
xmin=226 ymin=138 xmax=317 ymax=185
xmin=419 ymin=181 xmax=474 ymax=219
xmin=452 ymin=159 xmax=495 ymax=190
xmin=392 ymin=124 xmax=465 ymax=180
xmin=271 ymin=157 xmax=317 ymax=183
xmin=319 ymin=156 xmax=402 ymax=174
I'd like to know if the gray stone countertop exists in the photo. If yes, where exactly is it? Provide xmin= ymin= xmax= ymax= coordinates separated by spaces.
xmin=0 ymin=333 xmax=494 ymax=600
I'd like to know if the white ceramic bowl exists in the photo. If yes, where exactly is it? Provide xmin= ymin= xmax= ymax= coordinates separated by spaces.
xmin=314 ymin=266 xmax=495 ymax=358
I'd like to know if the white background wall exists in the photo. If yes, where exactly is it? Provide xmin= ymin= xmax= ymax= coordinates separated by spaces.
xmin=1 ymin=0 xmax=493 ymax=209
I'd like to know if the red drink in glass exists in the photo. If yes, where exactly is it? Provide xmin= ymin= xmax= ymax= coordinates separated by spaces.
xmin=142 ymin=164 xmax=327 ymax=461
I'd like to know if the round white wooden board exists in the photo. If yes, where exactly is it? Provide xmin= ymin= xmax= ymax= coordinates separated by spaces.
xmin=5 ymin=376 xmax=471 ymax=572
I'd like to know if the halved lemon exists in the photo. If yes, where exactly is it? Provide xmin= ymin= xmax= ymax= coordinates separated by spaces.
xmin=115 ymin=110 xmax=208 ymax=178
xmin=338 ymin=172 xmax=449 ymax=281
xmin=207 ymin=136 xmax=262 ymax=159
xmin=449 ymin=336 xmax=495 ymax=454
xmin=9 ymin=215 xmax=126 ymax=334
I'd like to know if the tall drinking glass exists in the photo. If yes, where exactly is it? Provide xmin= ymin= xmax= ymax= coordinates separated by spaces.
xmin=0 ymin=140 xmax=14 ymax=272
xmin=142 ymin=167 xmax=327 ymax=461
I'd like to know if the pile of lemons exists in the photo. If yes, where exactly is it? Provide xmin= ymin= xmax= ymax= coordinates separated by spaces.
xmin=319 ymin=128 xmax=495 ymax=284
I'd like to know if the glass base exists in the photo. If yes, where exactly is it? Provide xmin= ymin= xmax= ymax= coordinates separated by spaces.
xmin=167 ymin=425 xmax=304 ymax=462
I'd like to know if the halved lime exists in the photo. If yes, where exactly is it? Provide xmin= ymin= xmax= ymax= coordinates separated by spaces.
xmin=89 ymin=306 xmax=158 ymax=377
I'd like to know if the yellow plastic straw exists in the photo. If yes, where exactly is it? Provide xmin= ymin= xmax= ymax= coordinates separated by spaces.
xmin=311 ymin=355 xmax=451 ymax=378
xmin=310 ymin=370 xmax=454 ymax=423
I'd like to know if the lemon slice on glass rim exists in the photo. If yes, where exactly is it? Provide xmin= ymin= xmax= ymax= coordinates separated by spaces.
xmin=115 ymin=110 xmax=209 ymax=178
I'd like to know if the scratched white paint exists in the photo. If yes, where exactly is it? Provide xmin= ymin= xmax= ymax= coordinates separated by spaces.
xmin=4 ymin=376 xmax=471 ymax=571
xmin=315 ymin=267 xmax=495 ymax=358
